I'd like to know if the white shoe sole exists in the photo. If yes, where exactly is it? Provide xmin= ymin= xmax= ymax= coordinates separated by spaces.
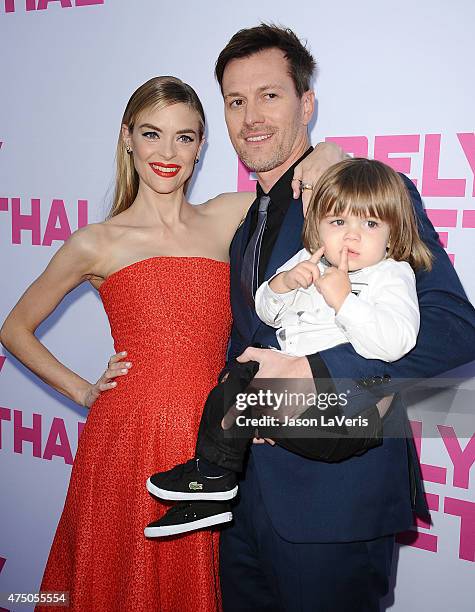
xmin=146 ymin=477 xmax=238 ymax=501
xmin=144 ymin=512 xmax=233 ymax=538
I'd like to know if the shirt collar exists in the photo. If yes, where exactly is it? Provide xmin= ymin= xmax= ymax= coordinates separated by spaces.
xmin=256 ymin=146 xmax=314 ymax=208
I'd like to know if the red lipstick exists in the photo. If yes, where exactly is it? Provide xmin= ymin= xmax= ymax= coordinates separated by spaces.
xmin=149 ymin=163 xmax=181 ymax=178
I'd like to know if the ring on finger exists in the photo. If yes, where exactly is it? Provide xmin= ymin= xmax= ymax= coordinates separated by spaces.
xmin=300 ymin=181 xmax=314 ymax=191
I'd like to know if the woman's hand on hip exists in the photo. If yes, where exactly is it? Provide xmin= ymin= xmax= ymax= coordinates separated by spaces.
xmin=81 ymin=351 xmax=132 ymax=408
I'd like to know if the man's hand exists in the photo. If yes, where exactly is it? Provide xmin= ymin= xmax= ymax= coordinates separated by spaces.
xmin=237 ymin=347 xmax=313 ymax=379
xmin=81 ymin=351 xmax=132 ymax=408
xmin=315 ymin=247 xmax=351 ymax=312
xmin=292 ymin=142 xmax=347 ymax=212
xmin=237 ymin=347 xmax=315 ymax=446
xmin=270 ymin=247 xmax=324 ymax=293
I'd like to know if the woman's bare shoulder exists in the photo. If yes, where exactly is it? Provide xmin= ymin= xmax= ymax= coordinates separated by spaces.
xmin=74 ymin=216 xmax=134 ymax=245
xmin=198 ymin=192 xmax=255 ymax=219
xmin=63 ymin=222 xmax=131 ymax=271
xmin=66 ymin=222 xmax=111 ymax=253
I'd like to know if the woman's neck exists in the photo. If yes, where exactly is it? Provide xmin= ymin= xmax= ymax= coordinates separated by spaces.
xmin=127 ymin=181 xmax=190 ymax=227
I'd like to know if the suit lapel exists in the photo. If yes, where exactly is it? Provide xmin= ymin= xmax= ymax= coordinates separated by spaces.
xmin=264 ymin=197 xmax=304 ymax=282
xmin=230 ymin=197 xmax=259 ymax=334
xmin=231 ymin=195 xmax=305 ymax=343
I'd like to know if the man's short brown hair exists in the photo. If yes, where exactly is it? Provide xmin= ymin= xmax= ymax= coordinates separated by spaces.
xmin=215 ymin=23 xmax=316 ymax=97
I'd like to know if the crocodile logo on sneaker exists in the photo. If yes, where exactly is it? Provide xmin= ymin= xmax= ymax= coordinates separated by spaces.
xmin=189 ymin=481 xmax=203 ymax=491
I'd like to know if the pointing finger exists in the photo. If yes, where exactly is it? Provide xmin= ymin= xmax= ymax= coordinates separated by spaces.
xmin=339 ymin=246 xmax=349 ymax=272
xmin=309 ymin=246 xmax=325 ymax=264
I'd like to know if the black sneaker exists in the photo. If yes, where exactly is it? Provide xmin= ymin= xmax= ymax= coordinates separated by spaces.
xmin=144 ymin=501 xmax=233 ymax=537
xmin=146 ymin=459 xmax=238 ymax=501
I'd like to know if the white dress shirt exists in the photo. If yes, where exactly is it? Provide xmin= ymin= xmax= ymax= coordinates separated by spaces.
xmin=255 ymin=249 xmax=420 ymax=362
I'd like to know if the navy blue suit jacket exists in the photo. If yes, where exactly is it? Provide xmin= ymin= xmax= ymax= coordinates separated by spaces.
xmin=228 ymin=175 xmax=475 ymax=543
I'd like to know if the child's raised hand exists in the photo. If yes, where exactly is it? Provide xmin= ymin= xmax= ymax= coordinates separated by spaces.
xmin=314 ymin=246 xmax=351 ymax=312
xmin=269 ymin=247 xmax=324 ymax=293
xmin=281 ymin=246 xmax=325 ymax=290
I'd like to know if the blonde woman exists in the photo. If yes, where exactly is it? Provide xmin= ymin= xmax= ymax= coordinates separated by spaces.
xmin=0 ymin=76 xmax=336 ymax=611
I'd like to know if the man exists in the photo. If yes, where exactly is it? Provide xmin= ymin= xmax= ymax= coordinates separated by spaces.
xmin=213 ymin=23 xmax=475 ymax=611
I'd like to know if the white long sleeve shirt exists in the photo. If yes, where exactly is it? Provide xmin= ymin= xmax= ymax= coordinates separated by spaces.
xmin=254 ymin=249 xmax=420 ymax=362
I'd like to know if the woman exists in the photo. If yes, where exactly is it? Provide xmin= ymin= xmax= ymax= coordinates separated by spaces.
xmin=0 ymin=76 xmax=335 ymax=611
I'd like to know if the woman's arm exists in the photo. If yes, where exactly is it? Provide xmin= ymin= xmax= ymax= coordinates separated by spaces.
xmin=0 ymin=225 xmax=115 ymax=407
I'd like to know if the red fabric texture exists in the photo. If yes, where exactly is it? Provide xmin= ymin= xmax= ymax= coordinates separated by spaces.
xmin=37 ymin=257 xmax=232 ymax=612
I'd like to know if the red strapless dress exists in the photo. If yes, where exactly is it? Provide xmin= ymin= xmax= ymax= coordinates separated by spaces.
xmin=37 ymin=257 xmax=232 ymax=612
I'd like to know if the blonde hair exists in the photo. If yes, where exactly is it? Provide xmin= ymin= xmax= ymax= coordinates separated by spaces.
xmin=109 ymin=76 xmax=205 ymax=218
xmin=302 ymin=158 xmax=433 ymax=271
